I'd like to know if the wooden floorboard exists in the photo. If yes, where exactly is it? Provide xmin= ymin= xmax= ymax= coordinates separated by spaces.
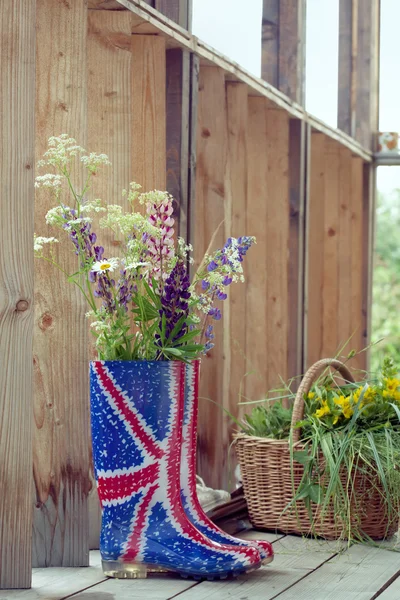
xmin=1 ymin=535 xmax=400 ymax=600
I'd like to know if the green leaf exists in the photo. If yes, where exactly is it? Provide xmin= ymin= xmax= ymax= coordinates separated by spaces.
xmin=293 ymin=450 xmax=313 ymax=465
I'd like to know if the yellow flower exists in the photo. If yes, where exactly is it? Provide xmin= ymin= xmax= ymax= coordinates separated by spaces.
xmin=308 ymin=392 xmax=316 ymax=400
xmin=384 ymin=377 xmax=400 ymax=395
xmin=333 ymin=415 xmax=340 ymax=425
xmin=334 ymin=395 xmax=353 ymax=420
xmin=314 ymin=401 xmax=330 ymax=419
xmin=353 ymin=387 xmax=363 ymax=403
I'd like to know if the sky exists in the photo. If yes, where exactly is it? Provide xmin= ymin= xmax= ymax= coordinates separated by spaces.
xmin=192 ymin=0 xmax=399 ymax=194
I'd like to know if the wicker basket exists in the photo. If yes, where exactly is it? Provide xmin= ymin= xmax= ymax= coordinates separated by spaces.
xmin=236 ymin=359 xmax=399 ymax=540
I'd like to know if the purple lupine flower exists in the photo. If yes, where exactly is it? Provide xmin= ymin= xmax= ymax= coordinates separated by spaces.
xmin=216 ymin=291 xmax=227 ymax=301
xmin=201 ymin=280 xmax=210 ymax=291
xmin=223 ymin=276 xmax=232 ymax=286
xmin=205 ymin=324 xmax=214 ymax=340
xmin=145 ymin=196 xmax=175 ymax=281
xmin=207 ymin=260 xmax=218 ymax=272
xmin=157 ymin=259 xmax=190 ymax=345
xmin=208 ymin=307 xmax=222 ymax=321
xmin=117 ymin=269 xmax=134 ymax=312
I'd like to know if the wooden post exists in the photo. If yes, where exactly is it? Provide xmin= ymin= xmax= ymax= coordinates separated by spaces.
xmin=338 ymin=0 xmax=380 ymax=149
xmin=288 ymin=119 xmax=306 ymax=382
xmin=262 ymin=0 xmax=306 ymax=104
xmin=33 ymin=0 xmax=90 ymax=568
xmin=0 ymin=0 xmax=36 ymax=589
xmin=154 ymin=0 xmax=191 ymax=30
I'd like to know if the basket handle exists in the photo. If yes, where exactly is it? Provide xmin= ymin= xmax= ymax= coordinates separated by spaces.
xmin=290 ymin=359 xmax=356 ymax=443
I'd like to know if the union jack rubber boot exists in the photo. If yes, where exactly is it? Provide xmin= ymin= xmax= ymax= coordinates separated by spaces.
xmin=181 ymin=361 xmax=274 ymax=566
xmin=90 ymin=360 xmax=262 ymax=579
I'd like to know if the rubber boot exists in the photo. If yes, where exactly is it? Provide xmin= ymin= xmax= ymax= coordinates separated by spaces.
xmin=181 ymin=361 xmax=274 ymax=565
xmin=90 ymin=360 xmax=262 ymax=579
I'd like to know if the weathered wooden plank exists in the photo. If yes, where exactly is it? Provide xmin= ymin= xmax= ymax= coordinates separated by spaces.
xmin=59 ymin=572 xmax=198 ymax=599
xmin=355 ymin=0 xmax=379 ymax=150
xmin=262 ymin=0 xmax=306 ymax=104
xmin=337 ymin=147 xmax=353 ymax=354
xmin=155 ymin=0 xmax=190 ymax=29
xmin=88 ymin=0 xmax=127 ymax=9
xmin=166 ymin=48 xmax=190 ymax=227
xmin=177 ymin=535 xmax=340 ymax=600
xmin=350 ymin=157 xmax=366 ymax=371
xmin=245 ymin=97 xmax=269 ymax=404
xmin=338 ymin=0 xmax=357 ymax=135
xmin=33 ymin=0 xmax=90 ymax=568
xmin=187 ymin=53 xmax=199 ymax=248
xmin=265 ymin=108 xmax=290 ymax=389
xmin=362 ymin=162 xmax=375 ymax=372
xmin=87 ymin=9 xmax=134 ymax=550
xmin=131 ymin=35 xmax=166 ymax=191
xmin=305 ymin=133 xmax=325 ymax=367
xmin=321 ymin=138 xmax=340 ymax=358
xmin=0 ymin=0 xmax=35 ymax=589
xmin=0 ymin=553 xmax=104 ymax=599
xmin=275 ymin=543 xmax=400 ymax=600
xmin=288 ymin=119 xmax=306 ymax=381
xmin=261 ymin=0 xmax=279 ymax=88
xmin=194 ymin=66 xmax=227 ymax=490
xmin=224 ymin=82 xmax=248 ymax=451
xmin=376 ymin=573 xmax=400 ymax=599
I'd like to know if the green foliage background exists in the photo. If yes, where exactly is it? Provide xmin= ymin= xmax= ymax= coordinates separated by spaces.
xmin=371 ymin=189 xmax=400 ymax=372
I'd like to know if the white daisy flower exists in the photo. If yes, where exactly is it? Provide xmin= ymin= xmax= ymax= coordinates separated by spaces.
xmin=91 ymin=258 xmax=119 ymax=273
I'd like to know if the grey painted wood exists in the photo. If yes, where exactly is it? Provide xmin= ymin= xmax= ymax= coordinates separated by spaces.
xmin=275 ymin=543 xmax=400 ymax=600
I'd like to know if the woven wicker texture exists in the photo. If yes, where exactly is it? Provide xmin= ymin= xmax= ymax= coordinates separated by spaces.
xmin=236 ymin=359 xmax=398 ymax=540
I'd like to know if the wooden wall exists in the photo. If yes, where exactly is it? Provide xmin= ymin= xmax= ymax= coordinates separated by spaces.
xmin=194 ymin=68 xmax=296 ymax=489
xmin=0 ymin=0 xmax=36 ymax=589
xmin=0 ymin=0 xmax=375 ymax=587
xmin=305 ymin=132 xmax=368 ymax=374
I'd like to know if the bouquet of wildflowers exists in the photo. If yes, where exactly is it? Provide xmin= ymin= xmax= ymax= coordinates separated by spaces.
xmin=34 ymin=135 xmax=255 ymax=362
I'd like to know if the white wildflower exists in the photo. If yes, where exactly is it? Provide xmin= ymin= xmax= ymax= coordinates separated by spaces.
xmin=35 ymin=174 xmax=63 ymax=189
xmin=80 ymin=152 xmax=111 ymax=174
xmin=34 ymin=235 xmax=59 ymax=253
xmin=91 ymin=258 xmax=119 ymax=273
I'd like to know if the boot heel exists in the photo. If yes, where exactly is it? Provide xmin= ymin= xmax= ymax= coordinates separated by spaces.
xmin=102 ymin=560 xmax=149 ymax=579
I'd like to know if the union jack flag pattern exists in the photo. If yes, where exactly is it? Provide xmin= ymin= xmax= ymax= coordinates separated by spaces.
xmin=181 ymin=361 xmax=274 ymax=565
xmin=90 ymin=360 xmax=261 ymax=579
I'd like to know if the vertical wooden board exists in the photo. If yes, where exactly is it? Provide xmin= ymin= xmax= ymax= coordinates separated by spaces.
xmin=350 ymin=157 xmax=366 ymax=371
xmin=194 ymin=66 xmax=227 ymax=489
xmin=265 ymin=108 xmax=290 ymax=390
xmin=337 ymin=147 xmax=352 ymax=354
xmin=131 ymin=35 xmax=166 ymax=192
xmin=244 ymin=97 xmax=269 ymax=404
xmin=306 ymin=132 xmax=325 ymax=367
xmin=261 ymin=0 xmax=279 ymax=88
xmin=165 ymin=48 xmax=190 ymax=229
xmin=155 ymin=0 xmax=189 ymax=28
xmin=287 ymin=119 xmax=305 ymax=382
xmin=337 ymin=0 xmax=355 ymax=135
xmin=355 ymin=0 xmax=379 ymax=149
xmin=87 ymin=9 xmax=133 ymax=550
xmin=0 ymin=0 xmax=35 ymax=589
xmin=224 ymin=82 xmax=248 ymax=441
xmin=321 ymin=138 xmax=340 ymax=358
xmin=278 ymin=0 xmax=306 ymax=104
xmin=33 ymin=0 xmax=90 ymax=567
xmin=362 ymin=162 xmax=375 ymax=372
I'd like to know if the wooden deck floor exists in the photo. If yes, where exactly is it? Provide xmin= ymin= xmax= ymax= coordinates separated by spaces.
xmin=1 ymin=530 xmax=400 ymax=600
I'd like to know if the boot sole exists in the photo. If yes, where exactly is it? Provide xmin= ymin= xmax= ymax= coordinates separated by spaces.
xmin=261 ymin=556 xmax=274 ymax=566
xmin=102 ymin=560 xmax=261 ymax=580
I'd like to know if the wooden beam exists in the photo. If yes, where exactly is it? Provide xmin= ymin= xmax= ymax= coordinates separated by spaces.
xmin=166 ymin=48 xmax=190 ymax=230
xmin=262 ymin=0 xmax=306 ymax=104
xmin=155 ymin=0 xmax=191 ymax=30
xmin=88 ymin=0 xmax=127 ymax=9
xmin=338 ymin=0 xmax=380 ymax=149
xmin=355 ymin=0 xmax=380 ymax=150
xmin=287 ymin=118 xmax=306 ymax=382
xmin=33 ymin=0 xmax=90 ymax=568
xmin=0 ymin=0 xmax=35 ymax=589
